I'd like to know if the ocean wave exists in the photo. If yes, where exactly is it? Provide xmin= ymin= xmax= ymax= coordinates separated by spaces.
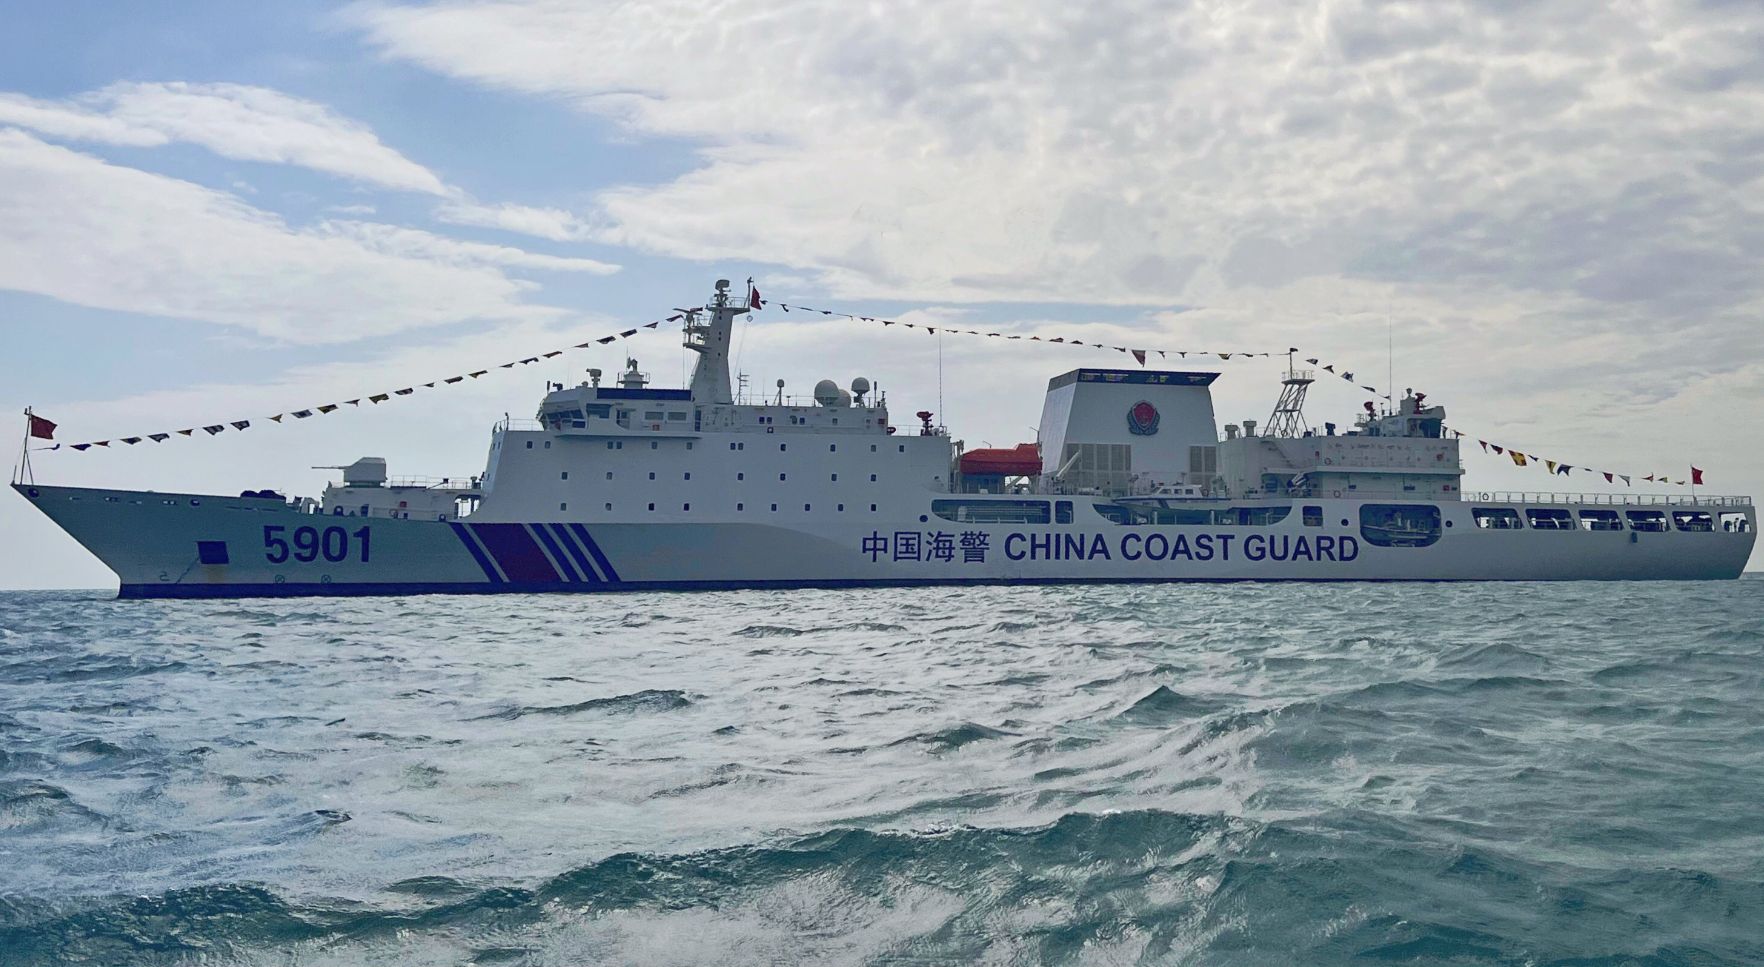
xmin=474 ymin=689 xmax=693 ymax=721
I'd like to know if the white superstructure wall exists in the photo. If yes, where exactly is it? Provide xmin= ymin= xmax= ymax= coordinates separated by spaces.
xmin=1037 ymin=369 xmax=1221 ymax=490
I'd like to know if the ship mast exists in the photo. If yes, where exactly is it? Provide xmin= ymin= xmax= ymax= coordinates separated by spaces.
xmin=1263 ymin=351 xmax=1314 ymax=438
xmin=683 ymin=278 xmax=750 ymax=405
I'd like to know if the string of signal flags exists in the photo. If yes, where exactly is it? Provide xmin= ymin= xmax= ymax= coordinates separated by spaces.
xmin=23 ymin=292 xmax=1710 ymax=486
xmin=27 ymin=318 xmax=676 ymax=453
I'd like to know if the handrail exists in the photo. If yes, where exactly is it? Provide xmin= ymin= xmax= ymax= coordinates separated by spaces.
xmin=1456 ymin=491 xmax=1750 ymax=507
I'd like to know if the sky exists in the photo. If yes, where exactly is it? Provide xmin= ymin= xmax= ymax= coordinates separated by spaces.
xmin=3 ymin=0 xmax=1761 ymax=589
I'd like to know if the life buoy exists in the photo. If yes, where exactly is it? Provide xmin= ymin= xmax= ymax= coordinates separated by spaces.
xmin=1332 ymin=489 xmax=1342 ymax=498
xmin=1324 ymin=458 xmax=1334 ymax=465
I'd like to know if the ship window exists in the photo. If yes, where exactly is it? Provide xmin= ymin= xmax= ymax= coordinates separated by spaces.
xmin=829 ymin=444 xmax=837 ymax=452
xmin=605 ymin=503 xmax=612 ymax=511
xmin=683 ymin=503 xmax=690 ymax=511
xmin=606 ymin=442 xmax=614 ymax=450
xmin=544 ymin=441 xmax=551 ymax=449
xmin=1626 ymin=510 xmax=1667 ymax=531
xmin=647 ymin=503 xmax=655 ymax=511
xmin=683 ymin=472 xmax=691 ymax=480
xmin=1091 ymin=504 xmax=1212 ymax=525
xmin=899 ymin=445 xmax=905 ymax=452
xmin=645 ymin=411 xmax=664 ymax=421
xmin=1525 ymin=508 xmax=1574 ymax=530
xmin=730 ymin=442 xmax=738 ymax=450
xmin=668 ymin=412 xmax=687 ymax=421
xmin=1056 ymin=501 xmax=1073 ymax=524
xmin=870 ymin=474 xmax=877 ymax=482
xmin=838 ymin=504 xmax=845 ymax=511
xmin=560 ymin=502 xmax=567 ymax=511
xmin=196 ymin=541 xmax=229 ymax=565
xmin=737 ymin=502 xmax=744 ymax=511
xmin=1578 ymin=509 xmax=1623 ymax=531
xmin=1719 ymin=512 xmax=1750 ymax=532
xmin=871 ymin=445 xmax=878 ymax=452
xmin=560 ymin=471 xmax=568 ymax=480
xmin=606 ymin=472 xmax=613 ymax=480
xmin=831 ymin=473 xmax=838 ymax=481
xmin=870 ymin=504 xmax=878 ymax=512
xmin=650 ymin=441 xmax=658 ymax=450
xmin=1472 ymin=507 xmax=1523 ymax=529
xmin=771 ymin=503 xmax=778 ymax=511
xmin=525 ymin=441 xmax=533 ymax=449
xmin=1188 ymin=445 xmax=1218 ymax=475
xmin=1360 ymin=504 xmax=1442 ymax=547
xmin=805 ymin=504 xmax=812 ymax=511
xmin=648 ymin=472 xmax=656 ymax=480
xmin=780 ymin=444 xmax=788 ymax=451
xmin=587 ymin=404 xmax=611 ymax=418
xmin=687 ymin=442 xmax=693 ymax=450
xmin=1303 ymin=505 xmax=1323 ymax=526
xmin=1215 ymin=506 xmax=1292 ymax=527
xmin=932 ymin=499 xmax=1051 ymax=524
xmin=738 ymin=472 xmax=745 ymax=481
xmin=1672 ymin=510 xmax=1714 ymax=532
xmin=780 ymin=473 xmax=787 ymax=481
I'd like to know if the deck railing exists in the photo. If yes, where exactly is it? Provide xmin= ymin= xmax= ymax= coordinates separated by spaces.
xmin=1458 ymin=491 xmax=1750 ymax=507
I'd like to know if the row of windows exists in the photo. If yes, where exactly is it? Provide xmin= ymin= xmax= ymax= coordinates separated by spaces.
xmin=557 ymin=502 xmax=884 ymax=513
xmin=562 ymin=471 xmax=884 ymax=482
xmin=1472 ymin=507 xmax=1748 ymax=533
xmin=524 ymin=438 xmax=916 ymax=454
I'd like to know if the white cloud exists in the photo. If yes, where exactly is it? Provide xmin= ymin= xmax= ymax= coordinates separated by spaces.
xmin=0 ymin=81 xmax=450 ymax=194
xmin=320 ymin=219 xmax=619 ymax=274
xmin=0 ymin=129 xmax=566 ymax=343
xmin=349 ymin=0 xmax=1764 ymax=309
xmin=434 ymin=200 xmax=594 ymax=241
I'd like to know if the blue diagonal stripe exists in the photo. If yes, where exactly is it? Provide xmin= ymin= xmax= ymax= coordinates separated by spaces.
xmin=529 ymin=523 xmax=583 ymax=583
xmin=570 ymin=524 xmax=621 ymax=583
xmin=450 ymin=522 xmax=503 ymax=583
xmin=548 ymin=523 xmax=601 ymax=584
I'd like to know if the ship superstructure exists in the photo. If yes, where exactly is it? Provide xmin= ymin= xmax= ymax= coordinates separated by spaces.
xmin=14 ymin=280 xmax=1756 ymax=596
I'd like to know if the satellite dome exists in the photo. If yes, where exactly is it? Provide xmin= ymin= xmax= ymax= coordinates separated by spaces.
xmin=813 ymin=379 xmax=841 ymax=406
xmin=850 ymin=376 xmax=871 ymax=401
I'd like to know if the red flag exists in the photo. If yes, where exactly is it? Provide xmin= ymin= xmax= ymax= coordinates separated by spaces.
xmin=1691 ymin=466 xmax=1704 ymax=485
xmin=27 ymin=413 xmax=56 ymax=440
xmin=749 ymin=285 xmax=763 ymax=309
xmin=1602 ymin=472 xmax=1614 ymax=483
xmin=1131 ymin=349 xmax=1147 ymax=366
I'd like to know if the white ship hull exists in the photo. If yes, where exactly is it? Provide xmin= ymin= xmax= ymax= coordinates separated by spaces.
xmin=17 ymin=484 xmax=1753 ymax=598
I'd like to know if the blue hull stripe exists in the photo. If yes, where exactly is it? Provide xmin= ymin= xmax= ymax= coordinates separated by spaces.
xmin=470 ymin=522 xmax=561 ymax=583
xmin=547 ymin=523 xmax=601 ymax=583
xmin=570 ymin=523 xmax=621 ymax=582
xmin=450 ymin=522 xmax=503 ymax=583
xmin=529 ymin=523 xmax=585 ymax=583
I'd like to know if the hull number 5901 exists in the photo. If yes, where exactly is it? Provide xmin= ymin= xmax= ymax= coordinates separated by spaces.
xmin=264 ymin=525 xmax=370 ymax=564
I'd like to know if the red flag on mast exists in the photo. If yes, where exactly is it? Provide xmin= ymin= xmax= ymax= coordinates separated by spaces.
xmin=748 ymin=284 xmax=763 ymax=309
xmin=1691 ymin=466 xmax=1704 ymax=485
xmin=26 ymin=412 xmax=56 ymax=440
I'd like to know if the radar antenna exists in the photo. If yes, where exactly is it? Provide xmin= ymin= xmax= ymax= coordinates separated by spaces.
xmin=1264 ymin=350 xmax=1314 ymax=438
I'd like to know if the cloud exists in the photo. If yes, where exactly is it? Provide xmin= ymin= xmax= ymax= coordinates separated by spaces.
xmin=0 ymin=129 xmax=568 ymax=343
xmin=349 ymin=0 xmax=1764 ymax=314
xmin=0 ymin=81 xmax=450 ymax=194
xmin=320 ymin=219 xmax=620 ymax=274
xmin=435 ymin=200 xmax=594 ymax=241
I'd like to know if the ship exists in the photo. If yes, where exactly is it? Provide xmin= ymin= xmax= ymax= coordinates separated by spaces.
xmin=12 ymin=279 xmax=1756 ymax=597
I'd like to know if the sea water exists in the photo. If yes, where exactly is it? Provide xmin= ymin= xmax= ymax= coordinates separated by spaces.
xmin=1 ymin=579 xmax=1760 ymax=965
